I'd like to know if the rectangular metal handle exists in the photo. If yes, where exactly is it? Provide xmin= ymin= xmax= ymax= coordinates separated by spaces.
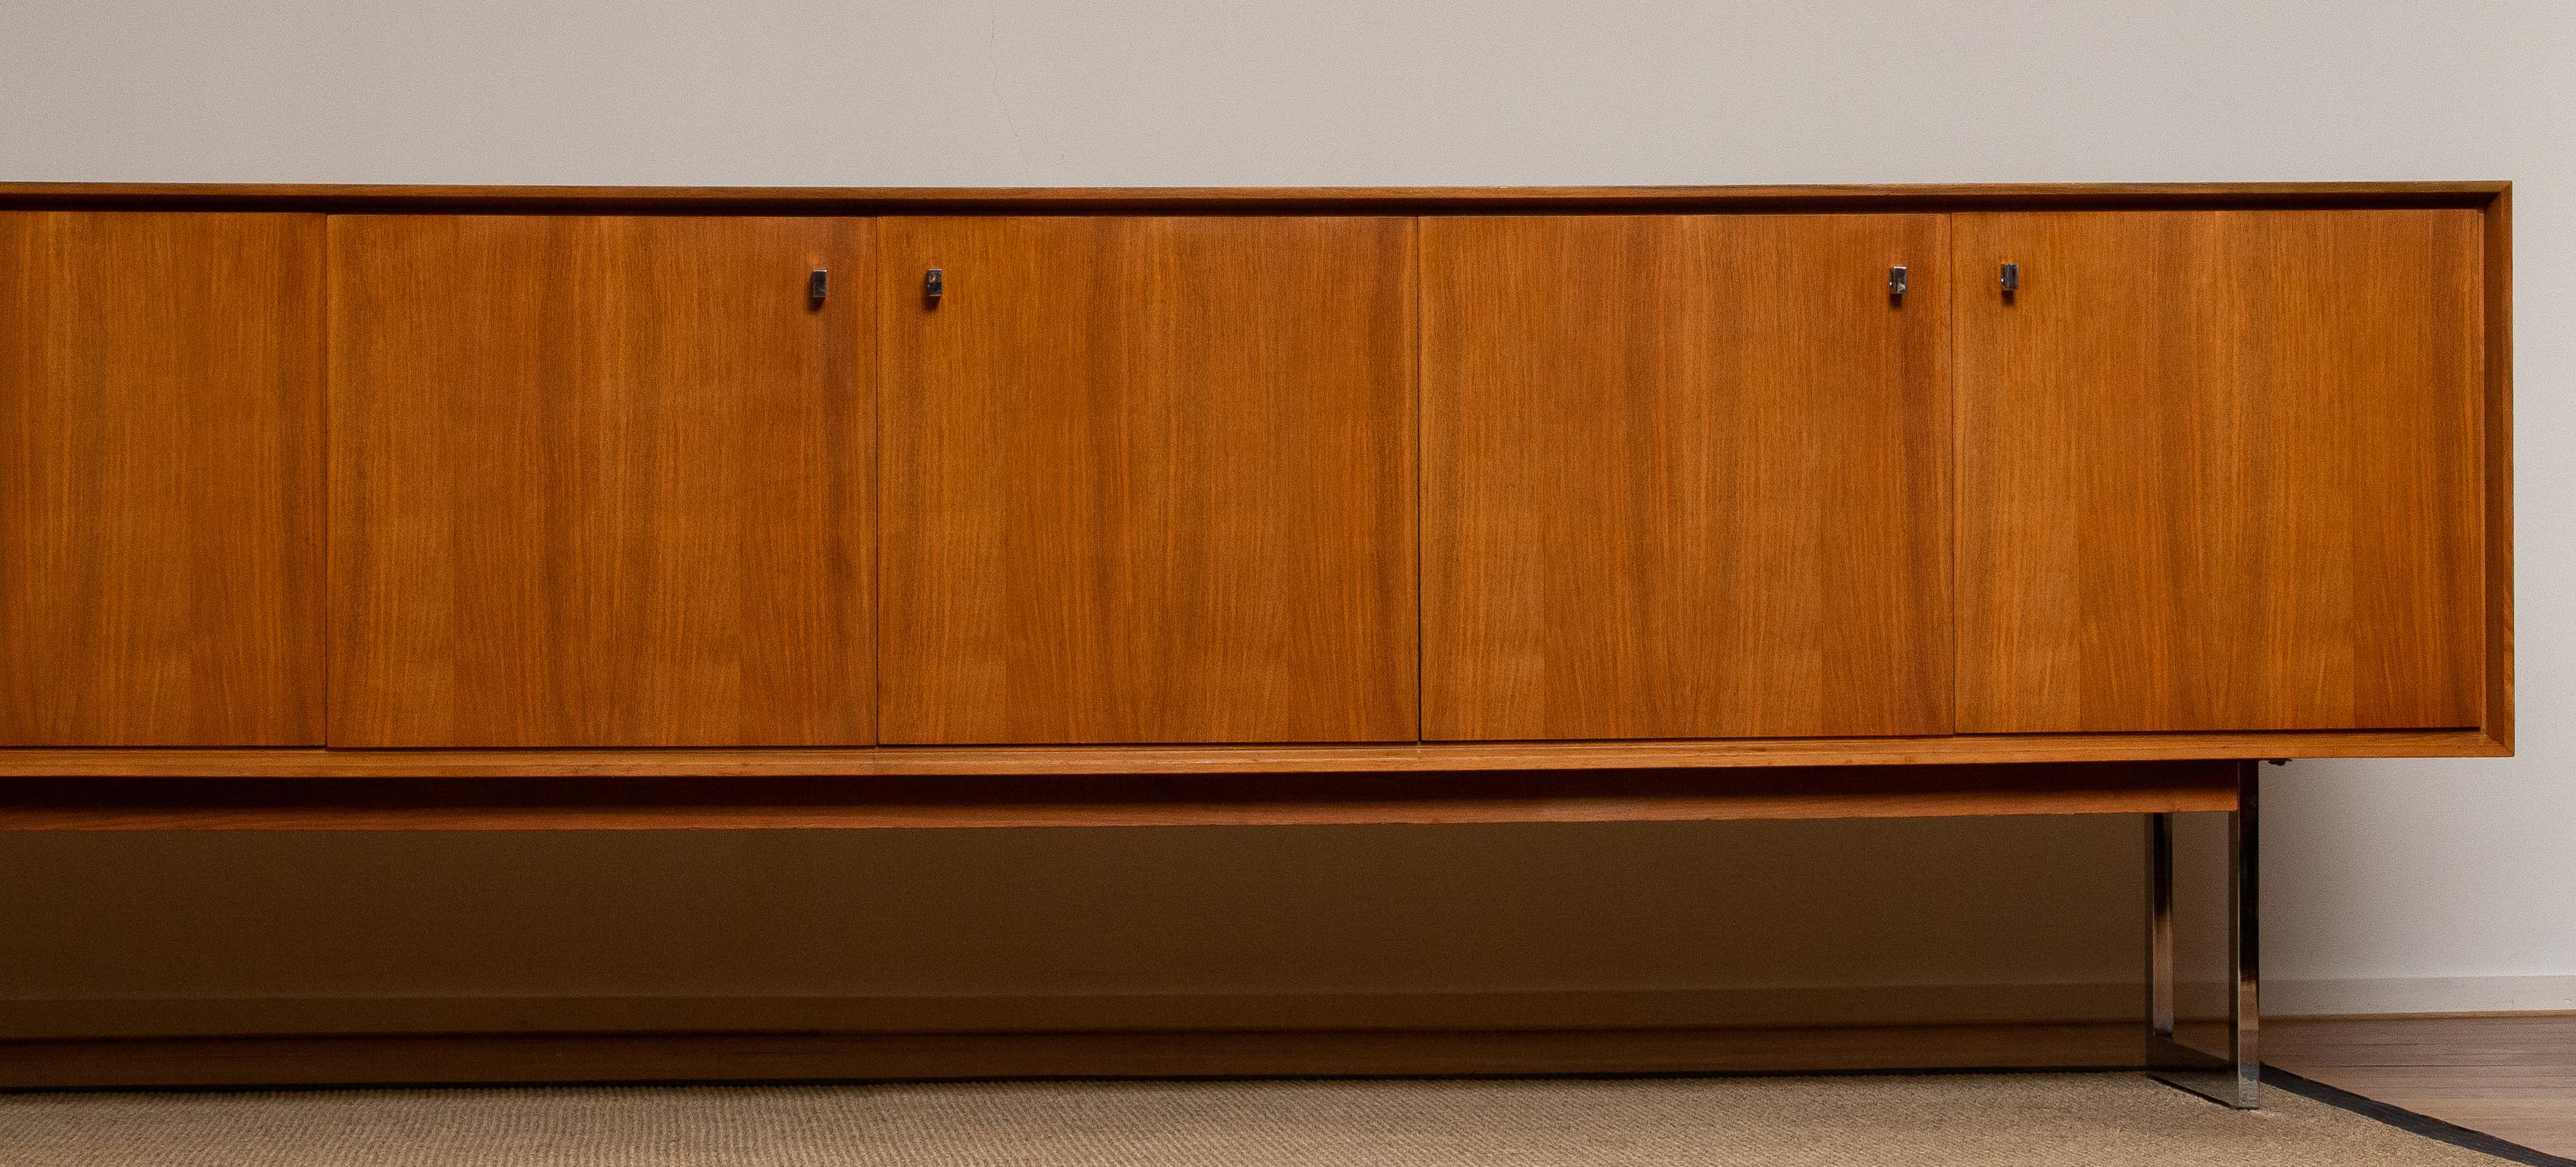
xmin=2000 ymin=262 xmax=2020 ymax=293
xmin=924 ymin=267 xmax=944 ymax=304
xmin=1888 ymin=265 xmax=1908 ymax=297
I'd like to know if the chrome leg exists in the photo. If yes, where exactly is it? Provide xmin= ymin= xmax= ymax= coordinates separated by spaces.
xmin=2148 ymin=809 xmax=2178 ymax=1042
xmin=2146 ymin=761 xmax=2260 ymax=1108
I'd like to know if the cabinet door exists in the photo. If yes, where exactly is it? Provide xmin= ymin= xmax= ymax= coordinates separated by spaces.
xmin=878 ymin=217 xmax=1417 ymax=744
xmin=1955 ymin=210 xmax=2484 ymax=732
xmin=329 ymin=216 xmax=873 ymax=746
xmin=0 ymin=212 xmax=324 ymax=745
xmin=1421 ymin=215 xmax=1952 ymax=741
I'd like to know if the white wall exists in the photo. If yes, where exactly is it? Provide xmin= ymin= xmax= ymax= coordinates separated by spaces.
xmin=3 ymin=0 xmax=2571 ymax=1019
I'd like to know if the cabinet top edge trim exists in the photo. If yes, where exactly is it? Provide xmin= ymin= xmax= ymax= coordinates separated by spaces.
xmin=0 ymin=729 xmax=2508 ymax=778
xmin=0 ymin=181 xmax=2508 ymax=215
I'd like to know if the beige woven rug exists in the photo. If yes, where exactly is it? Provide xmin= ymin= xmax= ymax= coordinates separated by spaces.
xmin=0 ymin=1073 xmax=2536 ymax=1166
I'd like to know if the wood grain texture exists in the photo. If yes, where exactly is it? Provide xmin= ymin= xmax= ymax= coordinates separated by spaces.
xmin=2270 ymin=1014 xmax=2576 ymax=1159
xmin=1955 ymin=210 xmax=2485 ymax=733
xmin=0 ymin=762 xmax=2240 ymax=830
xmin=0 ymin=212 xmax=324 ymax=745
xmin=1423 ymin=215 xmax=1950 ymax=740
xmin=878 ymin=216 xmax=1417 ymax=743
xmin=328 ymin=216 xmax=874 ymax=746
xmin=0 ymin=181 xmax=2509 ymax=215
xmin=0 ymin=730 xmax=2499 ymax=779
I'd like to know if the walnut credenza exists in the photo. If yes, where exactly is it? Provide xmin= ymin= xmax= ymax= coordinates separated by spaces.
xmin=0 ymin=183 xmax=2514 ymax=1102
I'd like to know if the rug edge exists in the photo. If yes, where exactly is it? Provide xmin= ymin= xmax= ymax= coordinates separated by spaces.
xmin=2260 ymin=1064 xmax=2575 ymax=1167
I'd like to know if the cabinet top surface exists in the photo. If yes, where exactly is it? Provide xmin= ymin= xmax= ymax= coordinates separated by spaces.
xmin=0 ymin=180 xmax=2508 ymax=214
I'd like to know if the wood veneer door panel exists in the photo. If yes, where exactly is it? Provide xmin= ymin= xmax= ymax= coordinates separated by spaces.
xmin=329 ymin=216 xmax=873 ymax=747
xmin=1955 ymin=209 xmax=2483 ymax=732
xmin=1421 ymin=215 xmax=1953 ymax=741
xmin=0 ymin=212 xmax=325 ymax=745
xmin=878 ymin=217 xmax=1418 ymax=744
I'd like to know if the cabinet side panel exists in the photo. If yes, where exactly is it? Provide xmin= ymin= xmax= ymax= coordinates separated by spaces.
xmin=2481 ymin=189 xmax=2512 ymax=750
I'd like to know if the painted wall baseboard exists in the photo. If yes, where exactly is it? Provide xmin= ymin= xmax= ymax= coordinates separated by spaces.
xmin=4 ymin=976 xmax=2561 ymax=1053
xmin=2267 ymin=975 xmax=2576 ymax=1017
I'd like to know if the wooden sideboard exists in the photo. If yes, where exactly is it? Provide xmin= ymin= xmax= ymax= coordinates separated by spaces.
xmin=0 ymin=182 xmax=2511 ymax=824
xmin=0 ymin=181 xmax=2510 ymax=1100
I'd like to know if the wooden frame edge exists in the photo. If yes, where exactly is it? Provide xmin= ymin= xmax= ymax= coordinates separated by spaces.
xmin=0 ymin=180 xmax=2511 ymax=215
xmin=2482 ymin=184 xmax=2515 ymax=752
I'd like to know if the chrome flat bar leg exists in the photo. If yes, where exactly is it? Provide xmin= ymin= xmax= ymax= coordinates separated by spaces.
xmin=2146 ymin=761 xmax=2261 ymax=1109
xmin=2235 ymin=764 xmax=2262 ymax=1103
xmin=2148 ymin=810 xmax=2176 ymax=1044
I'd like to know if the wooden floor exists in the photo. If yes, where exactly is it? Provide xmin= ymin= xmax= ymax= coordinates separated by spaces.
xmin=2268 ymin=1014 xmax=2576 ymax=1159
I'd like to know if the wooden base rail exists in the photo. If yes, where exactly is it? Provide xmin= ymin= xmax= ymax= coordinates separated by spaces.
xmin=0 ymin=180 xmax=2507 ymax=214
xmin=0 ymin=762 xmax=2238 ymax=831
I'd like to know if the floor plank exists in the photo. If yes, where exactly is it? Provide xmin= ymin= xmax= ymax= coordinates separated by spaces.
xmin=2269 ymin=1014 xmax=2576 ymax=1158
